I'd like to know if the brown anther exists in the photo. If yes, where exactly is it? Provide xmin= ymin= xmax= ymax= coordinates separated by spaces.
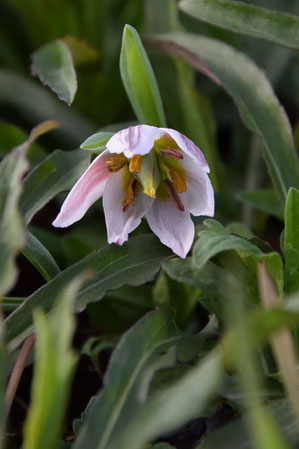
xmin=164 ymin=179 xmax=185 ymax=212
xmin=169 ymin=168 xmax=187 ymax=193
xmin=160 ymin=147 xmax=183 ymax=159
xmin=122 ymin=177 xmax=137 ymax=212
xmin=129 ymin=155 xmax=142 ymax=173
xmin=106 ymin=154 xmax=127 ymax=172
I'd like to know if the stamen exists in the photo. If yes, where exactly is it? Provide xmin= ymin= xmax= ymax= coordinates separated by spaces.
xmin=164 ymin=179 xmax=185 ymax=212
xmin=169 ymin=168 xmax=187 ymax=193
xmin=122 ymin=177 xmax=137 ymax=212
xmin=159 ymin=147 xmax=183 ymax=159
xmin=106 ymin=154 xmax=127 ymax=172
xmin=129 ymin=154 xmax=142 ymax=173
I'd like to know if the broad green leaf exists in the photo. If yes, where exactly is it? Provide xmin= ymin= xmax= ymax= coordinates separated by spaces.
xmin=163 ymin=257 xmax=242 ymax=318
xmin=193 ymin=231 xmax=262 ymax=269
xmin=0 ymin=312 xmax=6 ymax=448
xmin=198 ymin=400 xmax=298 ymax=449
xmin=80 ymin=132 xmax=114 ymax=152
xmin=31 ymin=40 xmax=77 ymax=106
xmin=5 ymin=234 xmax=171 ymax=353
xmin=120 ymin=25 xmax=166 ymax=127
xmin=22 ymin=232 xmax=60 ymax=282
xmin=239 ymin=189 xmax=284 ymax=220
xmin=114 ymin=349 xmax=222 ymax=449
xmin=149 ymin=33 xmax=299 ymax=201
xmin=23 ymin=278 xmax=80 ymax=449
xmin=179 ymin=0 xmax=299 ymax=50
xmin=20 ymin=149 xmax=90 ymax=224
xmin=285 ymin=188 xmax=299 ymax=295
xmin=0 ymin=145 xmax=28 ymax=296
xmin=74 ymin=310 xmax=180 ymax=449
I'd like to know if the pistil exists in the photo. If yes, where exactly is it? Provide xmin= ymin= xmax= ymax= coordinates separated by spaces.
xmin=164 ymin=179 xmax=185 ymax=211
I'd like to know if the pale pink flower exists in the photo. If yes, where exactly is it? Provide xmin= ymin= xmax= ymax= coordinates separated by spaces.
xmin=52 ymin=125 xmax=214 ymax=258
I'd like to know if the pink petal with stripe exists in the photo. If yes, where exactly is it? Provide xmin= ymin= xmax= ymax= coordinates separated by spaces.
xmin=146 ymin=199 xmax=194 ymax=258
xmin=180 ymin=155 xmax=214 ymax=217
xmin=160 ymin=128 xmax=210 ymax=172
xmin=52 ymin=150 xmax=112 ymax=228
xmin=106 ymin=124 xmax=159 ymax=158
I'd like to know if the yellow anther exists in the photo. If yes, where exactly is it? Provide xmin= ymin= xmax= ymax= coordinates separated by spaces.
xmin=122 ymin=177 xmax=136 ymax=212
xmin=169 ymin=168 xmax=187 ymax=193
xmin=106 ymin=154 xmax=127 ymax=172
xmin=129 ymin=155 xmax=142 ymax=173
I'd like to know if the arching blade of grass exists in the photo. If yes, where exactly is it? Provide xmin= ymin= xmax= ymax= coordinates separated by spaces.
xmin=148 ymin=33 xmax=299 ymax=203
xmin=179 ymin=0 xmax=299 ymax=50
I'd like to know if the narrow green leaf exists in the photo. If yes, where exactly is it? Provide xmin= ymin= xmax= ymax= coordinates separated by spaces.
xmin=23 ymin=278 xmax=80 ymax=449
xmin=193 ymin=231 xmax=262 ymax=270
xmin=31 ymin=40 xmax=77 ymax=106
xmin=149 ymin=33 xmax=299 ymax=201
xmin=74 ymin=310 xmax=180 ymax=449
xmin=179 ymin=0 xmax=299 ymax=50
xmin=120 ymin=25 xmax=166 ymax=126
xmin=22 ymin=232 xmax=60 ymax=282
xmin=0 ymin=312 xmax=6 ymax=449
xmin=0 ymin=147 xmax=28 ymax=296
xmin=20 ymin=149 xmax=90 ymax=224
xmin=1 ymin=297 xmax=24 ymax=313
xmin=114 ymin=349 xmax=222 ymax=449
xmin=198 ymin=400 xmax=298 ymax=449
xmin=239 ymin=189 xmax=284 ymax=220
xmin=5 ymin=234 xmax=171 ymax=353
xmin=284 ymin=188 xmax=299 ymax=295
xmin=80 ymin=132 xmax=114 ymax=152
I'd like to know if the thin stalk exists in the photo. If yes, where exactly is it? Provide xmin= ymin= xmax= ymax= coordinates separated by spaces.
xmin=258 ymin=261 xmax=299 ymax=430
xmin=5 ymin=335 xmax=35 ymax=416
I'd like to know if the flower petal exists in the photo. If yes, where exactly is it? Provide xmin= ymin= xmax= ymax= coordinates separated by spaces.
xmin=106 ymin=124 xmax=159 ymax=158
xmin=103 ymin=168 xmax=154 ymax=245
xmin=160 ymin=128 xmax=210 ymax=172
xmin=180 ymin=156 xmax=214 ymax=217
xmin=52 ymin=150 xmax=112 ymax=228
xmin=146 ymin=199 xmax=194 ymax=258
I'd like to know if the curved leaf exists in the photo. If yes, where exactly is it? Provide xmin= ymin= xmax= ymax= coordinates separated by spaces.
xmin=20 ymin=149 xmax=90 ymax=224
xmin=74 ymin=310 xmax=180 ymax=449
xmin=80 ymin=132 xmax=114 ymax=152
xmin=120 ymin=25 xmax=166 ymax=126
xmin=22 ymin=232 xmax=60 ymax=282
xmin=179 ymin=0 xmax=299 ymax=50
xmin=5 ymin=234 xmax=172 ymax=353
xmin=31 ymin=40 xmax=77 ymax=106
xmin=284 ymin=188 xmax=299 ymax=295
xmin=0 ymin=147 xmax=28 ymax=296
xmin=114 ymin=349 xmax=222 ymax=449
xmin=193 ymin=231 xmax=262 ymax=269
xmin=23 ymin=277 xmax=81 ymax=449
xmin=148 ymin=33 xmax=299 ymax=201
